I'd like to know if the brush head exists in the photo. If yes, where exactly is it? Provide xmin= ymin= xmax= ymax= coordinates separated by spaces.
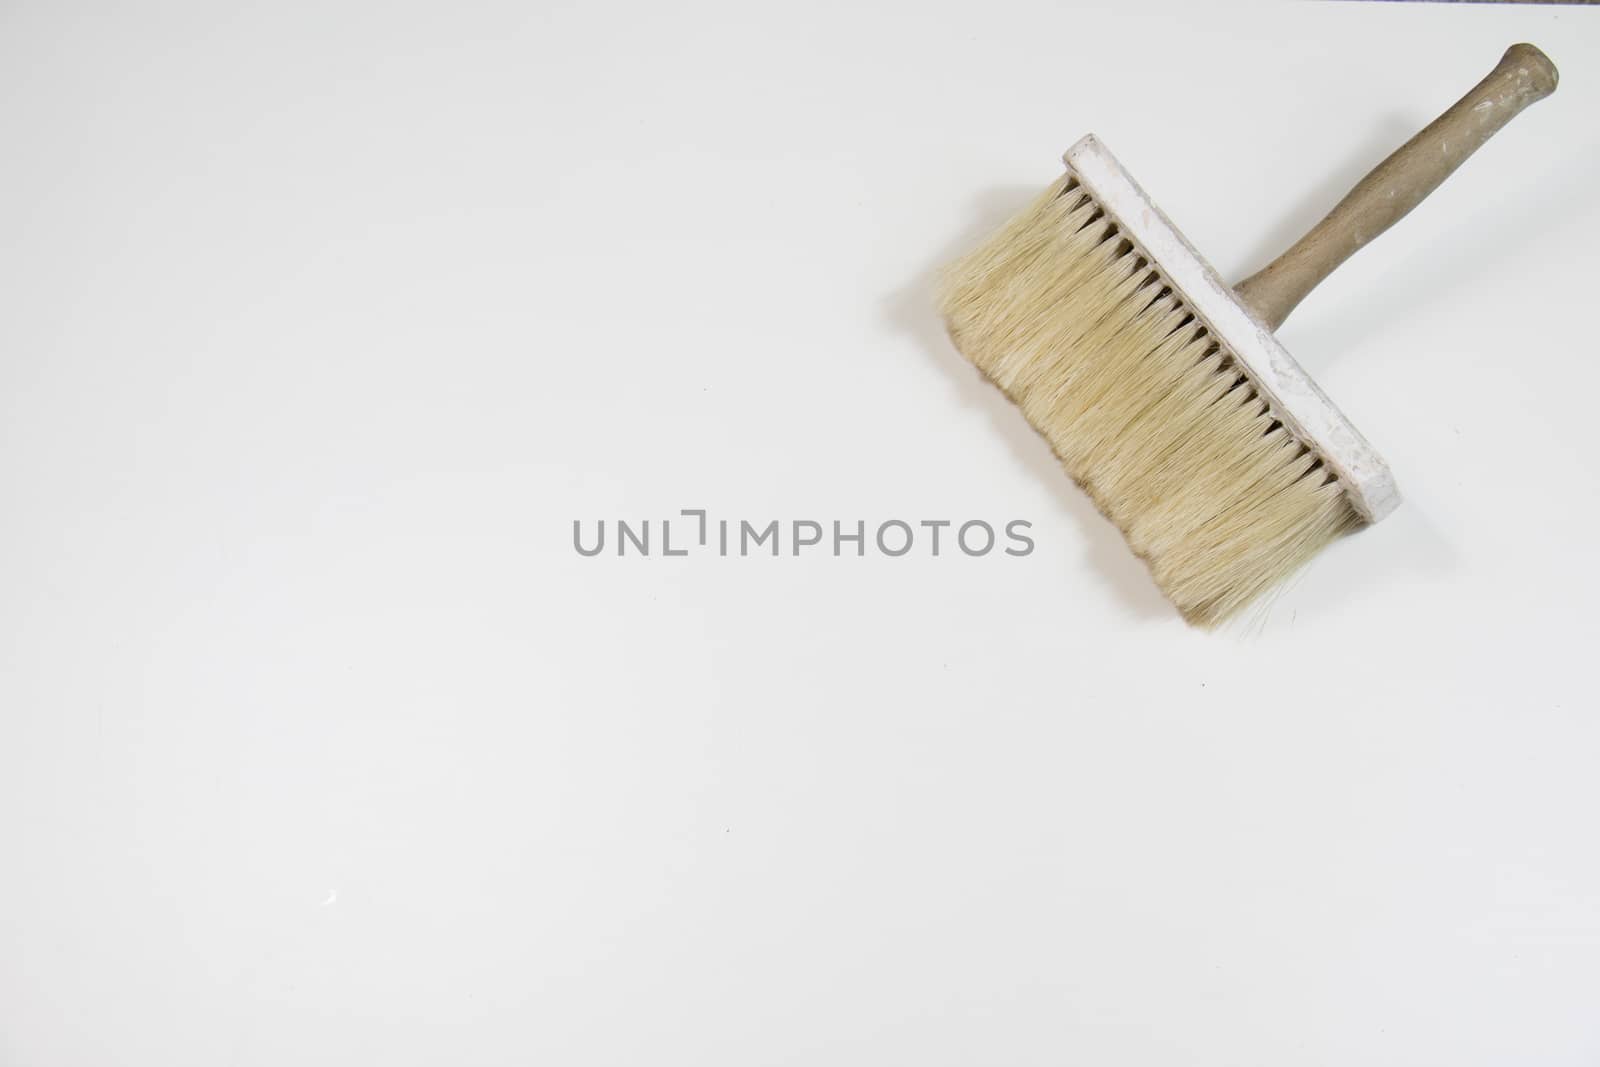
xmin=940 ymin=136 xmax=1398 ymax=626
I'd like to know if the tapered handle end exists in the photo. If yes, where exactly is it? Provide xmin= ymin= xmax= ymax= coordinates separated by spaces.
xmin=1505 ymin=43 xmax=1558 ymax=100
xmin=1234 ymin=43 xmax=1558 ymax=331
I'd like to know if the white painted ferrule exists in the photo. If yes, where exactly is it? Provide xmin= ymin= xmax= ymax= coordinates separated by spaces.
xmin=1062 ymin=135 xmax=1400 ymax=523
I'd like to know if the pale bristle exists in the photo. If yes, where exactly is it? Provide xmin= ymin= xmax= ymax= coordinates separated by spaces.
xmin=940 ymin=175 xmax=1364 ymax=626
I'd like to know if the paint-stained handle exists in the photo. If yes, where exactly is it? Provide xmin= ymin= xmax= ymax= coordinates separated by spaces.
xmin=1234 ymin=43 xmax=1557 ymax=332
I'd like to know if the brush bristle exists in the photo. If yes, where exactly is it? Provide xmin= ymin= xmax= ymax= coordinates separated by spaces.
xmin=940 ymin=174 xmax=1364 ymax=626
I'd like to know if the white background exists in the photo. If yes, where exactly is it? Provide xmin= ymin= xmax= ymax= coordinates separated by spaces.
xmin=2 ymin=2 xmax=1597 ymax=1064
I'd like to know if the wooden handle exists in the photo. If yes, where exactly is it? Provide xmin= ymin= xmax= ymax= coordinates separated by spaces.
xmin=1233 ymin=43 xmax=1558 ymax=332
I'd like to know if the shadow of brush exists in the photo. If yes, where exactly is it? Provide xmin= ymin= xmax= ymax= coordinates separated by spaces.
xmin=1283 ymin=137 xmax=1600 ymax=367
xmin=884 ymin=184 xmax=1176 ymax=624
xmin=1222 ymin=126 xmax=1595 ymax=628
